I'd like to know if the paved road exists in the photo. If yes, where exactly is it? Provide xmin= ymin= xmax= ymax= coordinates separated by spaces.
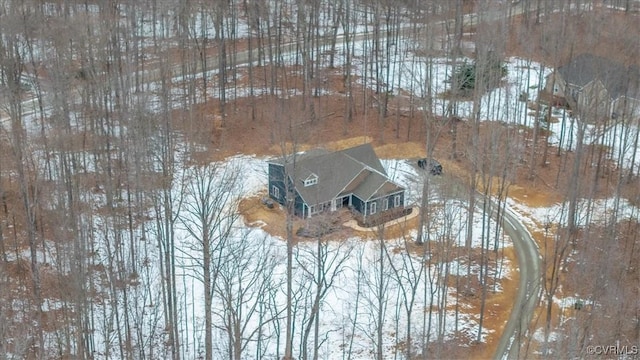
xmin=491 ymin=198 xmax=542 ymax=359
xmin=444 ymin=176 xmax=542 ymax=360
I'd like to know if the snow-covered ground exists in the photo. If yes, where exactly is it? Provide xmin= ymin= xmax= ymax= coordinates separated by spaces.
xmin=124 ymin=38 xmax=640 ymax=175
xmin=4 ymin=6 xmax=639 ymax=357
xmin=151 ymin=155 xmax=514 ymax=359
xmin=24 ymin=152 xmax=514 ymax=359
xmin=10 ymin=25 xmax=637 ymax=176
xmin=506 ymin=196 xmax=640 ymax=233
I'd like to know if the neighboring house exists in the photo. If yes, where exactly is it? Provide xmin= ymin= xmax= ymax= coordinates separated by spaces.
xmin=267 ymin=143 xmax=406 ymax=220
xmin=545 ymin=54 xmax=640 ymax=122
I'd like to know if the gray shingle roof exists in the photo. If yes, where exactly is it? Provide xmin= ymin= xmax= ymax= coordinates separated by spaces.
xmin=275 ymin=143 xmax=404 ymax=205
xmin=351 ymin=173 xmax=402 ymax=201
xmin=352 ymin=171 xmax=388 ymax=201
xmin=372 ymin=180 xmax=403 ymax=199
xmin=558 ymin=54 xmax=632 ymax=99
xmin=341 ymin=143 xmax=387 ymax=174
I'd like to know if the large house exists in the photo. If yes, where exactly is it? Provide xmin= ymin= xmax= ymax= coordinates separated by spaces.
xmin=545 ymin=54 xmax=640 ymax=122
xmin=267 ymin=143 xmax=405 ymax=220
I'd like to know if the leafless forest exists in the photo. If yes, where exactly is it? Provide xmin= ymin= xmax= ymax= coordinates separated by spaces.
xmin=0 ymin=0 xmax=638 ymax=359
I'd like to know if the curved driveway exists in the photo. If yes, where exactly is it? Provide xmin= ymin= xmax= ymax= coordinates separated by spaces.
xmin=445 ymin=178 xmax=542 ymax=359
xmin=491 ymin=199 xmax=542 ymax=359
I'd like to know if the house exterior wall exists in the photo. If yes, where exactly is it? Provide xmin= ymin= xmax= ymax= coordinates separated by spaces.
xmin=566 ymin=84 xmax=583 ymax=106
xmin=295 ymin=195 xmax=307 ymax=218
xmin=578 ymin=80 xmax=611 ymax=122
xmin=547 ymin=76 xmax=612 ymax=122
xmin=268 ymin=163 xmax=287 ymax=205
xmin=549 ymin=57 xmax=640 ymax=125
xmin=354 ymin=190 xmax=405 ymax=219
xmin=612 ymin=96 xmax=640 ymax=124
xmin=546 ymin=67 xmax=633 ymax=125
xmin=296 ymin=190 xmax=405 ymax=218
xmin=365 ymin=199 xmax=377 ymax=216
xmin=269 ymin=163 xmax=309 ymax=217
xmin=348 ymin=191 xmax=407 ymax=227
xmin=268 ymin=161 xmax=406 ymax=220
xmin=351 ymin=195 xmax=366 ymax=215
xmin=387 ymin=191 xmax=405 ymax=209
xmin=368 ymin=191 xmax=405 ymax=215
xmin=545 ymin=72 xmax=567 ymax=98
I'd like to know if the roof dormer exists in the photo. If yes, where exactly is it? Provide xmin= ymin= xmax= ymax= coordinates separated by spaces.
xmin=303 ymin=173 xmax=318 ymax=187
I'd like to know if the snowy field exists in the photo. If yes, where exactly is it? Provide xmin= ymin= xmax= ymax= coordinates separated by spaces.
xmin=506 ymin=196 xmax=640 ymax=234
xmin=10 ymin=152 xmax=514 ymax=358
xmin=162 ymin=155 xmax=514 ymax=359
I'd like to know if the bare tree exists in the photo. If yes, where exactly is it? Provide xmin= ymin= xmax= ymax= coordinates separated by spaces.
xmin=214 ymin=230 xmax=281 ymax=360
xmin=297 ymin=217 xmax=352 ymax=360
xmin=0 ymin=6 xmax=45 ymax=356
xmin=372 ymin=224 xmax=390 ymax=360
xmin=540 ymin=207 xmax=570 ymax=356
xmin=179 ymin=161 xmax=242 ymax=360
xmin=385 ymin=234 xmax=426 ymax=358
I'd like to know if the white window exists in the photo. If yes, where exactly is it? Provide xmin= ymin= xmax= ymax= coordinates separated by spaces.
xmin=383 ymin=198 xmax=389 ymax=210
xmin=369 ymin=202 xmax=377 ymax=215
xmin=309 ymin=205 xmax=317 ymax=215
xmin=394 ymin=194 xmax=401 ymax=208
xmin=272 ymin=185 xmax=280 ymax=199
xmin=304 ymin=174 xmax=318 ymax=187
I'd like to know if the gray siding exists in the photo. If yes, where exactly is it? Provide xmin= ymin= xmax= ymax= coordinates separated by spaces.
xmin=270 ymin=163 xmax=309 ymax=217
xmin=268 ymin=164 xmax=287 ymax=205
xmin=371 ymin=191 xmax=405 ymax=212
xmin=352 ymin=195 xmax=366 ymax=214
xmin=389 ymin=192 xmax=404 ymax=208
xmin=294 ymin=194 xmax=306 ymax=218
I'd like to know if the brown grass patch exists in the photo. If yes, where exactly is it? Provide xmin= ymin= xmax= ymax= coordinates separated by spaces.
xmin=266 ymin=136 xmax=375 ymax=156
xmin=469 ymin=246 xmax=521 ymax=360
xmin=325 ymin=136 xmax=375 ymax=152
xmin=509 ymin=183 xmax=559 ymax=208
xmin=507 ymin=10 xmax=640 ymax=67
xmin=238 ymin=192 xmax=291 ymax=240
xmin=437 ymin=158 xmax=468 ymax=182
xmin=374 ymin=141 xmax=426 ymax=159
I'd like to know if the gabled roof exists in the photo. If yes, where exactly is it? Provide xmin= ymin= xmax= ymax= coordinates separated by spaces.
xmin=352 ymin=171 xmax=388 ymax=201
xmin=341 ymin=143 xmax=387 ymax=174
xmin=557 ymin=54 xmax=632 ymax=99
xmin=272 ymin=143 xmax=404 ymax=205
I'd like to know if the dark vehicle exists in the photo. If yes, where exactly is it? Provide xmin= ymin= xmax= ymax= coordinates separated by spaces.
xmin=417 ymin=158 xmax=443 ymax=175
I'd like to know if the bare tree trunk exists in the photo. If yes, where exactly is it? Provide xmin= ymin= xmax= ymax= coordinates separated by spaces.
xmin=375 ymin=225 xmax=387 ymax=360
xmin=180 ymin=163 xmax=241 ymax=360
xmin=279 ymin=112 xmax=300 ymax=360
xmin=567 ymin=121 xmax=586 ymax=240
xmin=1 ymin=29 xmax=45 ymax=358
